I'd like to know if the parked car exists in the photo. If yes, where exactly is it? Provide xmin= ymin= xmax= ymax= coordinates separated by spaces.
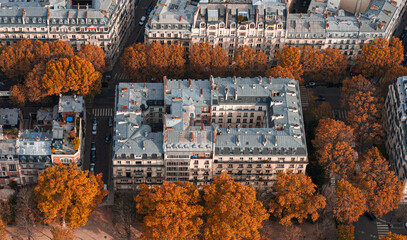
xmin=404 ymin=222 xmax=407 ymax=228
xmin=91 ymin=142 xmax=96 ymax=151
xmin=139 ymin=16 xmax=146 ymax=26
xmin=146 ymin=6 xmax=153 ymax=15
xmin=92 ymin=118 xmax=97 ymax=135
xmin=91 ymin=150 xmax=96 ymax=163
xmin=317 ymin=95 xmax=326 ymax=101
xmin=305 ymin=82 xmax=315 ymax=88
xmin=108 ymin=117 xmax=113 ymax=127
xmin=90 ymin=163 xmax=95 ymax=172
xmin=105 ymin=132 xmax=111 ymax=143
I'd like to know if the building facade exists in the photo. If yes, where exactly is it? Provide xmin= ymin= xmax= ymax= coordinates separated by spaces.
xmin=145 ymin=0 xmax=406 ymax=60
xmin=0 ymin=0 xmax=135 ymax=67
xmin=384 ymin=76 xmax=407 ymax=203
xmin=112 ymin=76 xmax=307 ymax=190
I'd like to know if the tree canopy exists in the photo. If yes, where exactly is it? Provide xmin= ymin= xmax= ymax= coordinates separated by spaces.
xmin=380 ymin=232 xmax=407 ymax=240
xmin=35 ymin=163 xmax=107 ymax=228
xmin=203 ymin=173 xmax=269 ymax=240
xmin=334 ymin=179 xmax=366 ymax=223
xmin=78 ymin=44 xmax=106 ymax=73
xmin=270 ymin=171 xmax=326 ymax=225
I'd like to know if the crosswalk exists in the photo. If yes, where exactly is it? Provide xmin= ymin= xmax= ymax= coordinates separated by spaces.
xmin=300 ymin=86 xmax=309 ymax=110
xmin=376 ymin=220 xmax=389 ymax=237
xmin=114 ymin=72 xmax=131 ymax=81
xmin=92 ymin=108 xmax=114 ymax=117
xmin=332 ymin=109 xmax=347 ymax=121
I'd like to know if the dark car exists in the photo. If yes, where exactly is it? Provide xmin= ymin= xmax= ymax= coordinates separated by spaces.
xmin=90 ymin=163 xmax=95 ymax=172
xmin=108 ymin=117 xmax=113 ymax=127
xmin=317 ymin=95 xmax=326 ymax=101
xmin=91 ymin=150 xmax=96 ymax=163
xmin=146 ymin=6 xmax=153 ymax=15
xmin=105 ymin=132 xmax=111 ymax=143
xmin=91 ymin=142 xmax=96 ymax=151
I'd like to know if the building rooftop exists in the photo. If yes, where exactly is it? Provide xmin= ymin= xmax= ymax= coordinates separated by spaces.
xmin=58 ymin=95 xmax=84 ymax=114
xmin=37 ymin=105 xmax=58 ymax=122
xmin=18 ymin=130 xmax=52 ymax=156
xmin=0 ymin=108 xmax=19 ymax=127
xmin=0 ymin=138 xmax=17 ymax=158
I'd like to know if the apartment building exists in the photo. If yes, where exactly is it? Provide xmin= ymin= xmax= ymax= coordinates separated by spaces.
xmin=112 ymin=76 xmax=307 ymax=190
xmin=0 ymin=0 xmax=135 ymax=67
xmin=0 ymin=95 xmax=85 ymax=186
xmin=145 ymin=0 xmax=406 ymax=60
xmin=384 ymin=76 xmax=407 ymax=203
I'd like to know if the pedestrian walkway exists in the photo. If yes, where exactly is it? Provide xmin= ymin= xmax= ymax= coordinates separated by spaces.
xmin=114 ymin=72 xmax=130 ymax=81
xmin=92 ymin=108 xmax=114 ymax=117
xmin=300 ymin=86 xmax=309 ymax=110
xmin=376 ymin=220 xmax=390 ymax=237
xmin=332 ymin=109 xmax=347 ymax=121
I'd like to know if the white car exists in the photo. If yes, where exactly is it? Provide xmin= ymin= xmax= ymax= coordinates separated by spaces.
xmin=139 ymin=16 xmax=146 ymax=26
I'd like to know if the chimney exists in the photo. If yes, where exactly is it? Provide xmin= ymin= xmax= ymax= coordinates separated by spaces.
xmin=142 ymin=141 xmax=146 ymax=150
xmin=227 ymin=126 xmax=231 ymax=133
xmin=77 ymin=4 xmax=79 ymax=22
xmin=225 ymin=86 xmax=229 ymax=99
xmin=200 ymin=88 xmax=203 ymax=97
xmin=269 ymin=77 xmax=272 ymax=84
xmin=47 ymin=9 xmax=50 ymax=24
xmin=256 ymin=6 xmax=259 ymax=24
xmin=237 ymin=124 xmax=241 ymax=131
xmin=144 ymin=82 xmax=147 ymax=88
xmin=189 ymin=79 xmax=192 ymax=88
xmin=201 ymin=123 xmax=204 ymax=131
xmin=212 ymin=123 xmax=216 ymax=143
xmin=236 ymin=135 xmax=240 ymax=145
xmin=210 ymin=75 xmax=215 ymax=90
xmin=233 ymin=76 xmax=237 ymax=84
xmin=308 ymin=10 xmax=311 ymax=17
xmin=225 ymin=5 xmax=229 ymax=24
xmin=263 ymin=135 xmax=267 ymax=146
xmin=190 ymin=132 xmax=194 ymax=142
xmin=274 ymin=136 xmax=278 ymax=146
xmin=259 ymin=76 xmax=262 ymax=84
xmin=180 ymin=16 xmax=182 ymax=22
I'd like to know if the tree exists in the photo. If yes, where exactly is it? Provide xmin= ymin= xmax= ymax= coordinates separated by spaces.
xmin=0 ymin=39 xmax=50 ymax=79
xmin=135 ymin=181 xmax=203 ymax=240
xmin=356 ymin=37 xmax=404 ymax=78
xmin=16 ymin=187 xmax=37 ymax=240
xmin=9 ymin=84 xmax=27 ymax=106
xmin=121 ymin=43 xmax=148 ymax=81
xmin=146 ymin=42 xmax=170 ymax=80
xmin=50 ymin=226 xmax=75 ymax=240
xmin=380 ymin=232 xmax=407 ymax=240
xmin=167 ymin=43 xmax=186 ymax=79
xmin=312 ymin=118 xmax=354 ymax=151
xmin=265 ymin=66 xmax=294 ymax=79
xmin=51 ymin=40 xmax=74 ymax=59
xmin=203 ymin=173 xmax=268 ymax=240
xmin=24 ymin=63 xmax=48 ymax=102
xmin=0 ymin=219 xmax=5 ymax=240
xmin=301 ymin=46 xmax=323 ymax=78
xmin=334 ymin=179 xmax=366 ymax=223
xmin=35 ymin=163 xmax=107 ymax=228
xmin=282 ymin=225 xmax=305 ymax=240
xmin=72 ymin=137 xmax=80 ymax=151
xmin=320 ymin=48 xmax=347 ymax=82
xmin=78 ymin=44 xmax=106 ymax=73
xmin=233 ymin=45 xmax=256 ymax=77
xmin=312 ymin=102 xmax=332 ymax=120
xmin=210 ymin=46 xmax=229 ymax=77
xmin=113 ymin=192 xmax=138 ymax=240
xmin=189 ymin=42 xmax=211 ymax=79
xmin=42 ymin=56 xmax=102 ymax=96
xmin=336 ymin=225 xmax=354 ymax=240
xmin=270 ymin=171 xmax=326 ymax=225
xmin=342 ymin=76 xmax=383 ymax=148
xmin=379 ymin=65 xmax=407 ymax=99
xmin=276 ymin=46 xmax=303 ymax=82
xmin=357 ymin=147 xmax=403 ymax=217
xmin=254 ymin=51 xmax=268 ymax=75
xmin=317 ymin=141 xmax=356 ymax=179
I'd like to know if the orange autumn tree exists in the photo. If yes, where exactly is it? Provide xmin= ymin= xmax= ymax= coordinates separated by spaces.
xmin=189 ymin=42 xmax=212 ymax=79
xmin=0 ymin=39 xmax=50 ymax=78
xmin=337 ymin=225 xmax=354 ymax=240
xmin=334 ymin=179 xmax=366 ymax=223
xmin=203 ymin=173 xmax=269 ymax=240
xmin=24 ymin=63 xmax=48 ymax=103
xmin=380 ymin=232 xmax=407 ymax=240
xmin=379 ymin=65 xmax=407 ymax=99
xmin=276 ymin=45 xmax=303 ymax=82
xmin=0 ymin=219 xmax=5 ymax=240
xmin=42 ymin=56 xmax=102 ymax=96
xmin=254 ymin=51 xmax=268 ymax=75
xmin=320 ymin=47 xmax=347 ymax=82
xmin=233 ymin=45 xmax=256 ymax=77
xmin=356 ymin=37 xmax=404 ymax=78
xmin=146 ymin=42 xmax=170 ymax=80
xmin=167 ymin=43 xmax=186 ymax=79
xmin=270 ymin=171 xmax=326 ymax=225
xmin=121 ymin=43 xmax=148 ymax=81
xmin=35 ymin=163 xmax=107 ymax=228
xmin=301 ymin=46 xmax=323 ymax=78
xmin=356 ymin=147 xmax=403 ymax=217
xmin=342 ymin=76 xmax=383 ymax=148
xmin=210 ymin=45 xmax=229 ymax=77
xmin=51 ymin=40 xmax=74 ymax=59
xmin=265 ymin=65 xmax=295 ymax=79
xmin=77 ymin=44 xmax=106 ymax=73
xmin=135 ymin=181 xmax=203 ymax=240
xmin=312 ymin=118 xmax=354 ymax=151
xmin=317 ymin=141 xmax=356 ymax=179
xmin=9 ymin=84 xmax=27 ymax=106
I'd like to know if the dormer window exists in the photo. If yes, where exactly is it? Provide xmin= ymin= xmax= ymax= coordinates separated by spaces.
xmin=219 ymin=22 xmax=224 ymax=28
